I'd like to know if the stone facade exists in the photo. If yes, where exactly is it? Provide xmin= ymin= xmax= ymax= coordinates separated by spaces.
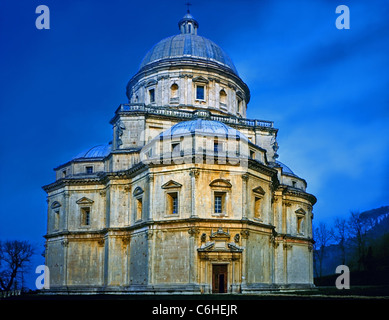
xmin=42 ymin=12 xmax=316 ymax=294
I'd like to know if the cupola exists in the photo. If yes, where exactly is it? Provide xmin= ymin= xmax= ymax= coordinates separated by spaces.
xmin=178 ymin=11 xmax=199 ymax=35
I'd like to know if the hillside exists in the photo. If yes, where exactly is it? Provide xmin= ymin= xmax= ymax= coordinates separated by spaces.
xmin=314 ymin=206 xmax=389 ymax=281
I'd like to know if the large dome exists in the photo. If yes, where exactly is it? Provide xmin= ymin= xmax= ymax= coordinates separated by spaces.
xmin=139 ymin=34 xmax=238 ymax=75
xmin=138 ymin=12 xmax=238 ymax=76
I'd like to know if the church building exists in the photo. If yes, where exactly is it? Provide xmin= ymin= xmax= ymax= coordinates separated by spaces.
xmin=43 ymin=11 xmax=317 ymax=294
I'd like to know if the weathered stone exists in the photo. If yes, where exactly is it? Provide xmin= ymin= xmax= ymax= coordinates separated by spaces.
xmin=42 ymin=11 xmax=316 ymax=294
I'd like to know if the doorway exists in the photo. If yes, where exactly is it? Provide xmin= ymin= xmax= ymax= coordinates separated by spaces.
xmin=212 ymin=264 xmax=228 ymax=293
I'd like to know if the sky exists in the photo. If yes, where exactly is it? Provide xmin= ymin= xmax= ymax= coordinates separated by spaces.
xmin=0 ymin=0 xmax=388 ymax=288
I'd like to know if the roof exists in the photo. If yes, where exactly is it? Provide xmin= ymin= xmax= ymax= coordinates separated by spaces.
xmin=178 ymin=12 xmax=199 ymax=28
xmin=139 ymin=33 xmax=238 ymax=75
xmin=158 ymin=119 xmax=248 ymax=140
xmin=275 ymin=160 xmax=299 ymax=177
xmin=72 ymin=144 xmax=112 ymax=160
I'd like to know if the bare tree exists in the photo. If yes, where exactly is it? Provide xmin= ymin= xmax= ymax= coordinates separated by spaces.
xmin=347 ymin=211 xmax=368 ymax=271
xmin=0 ymin=240 xmax=34 ymax=291
xmin=331 ymin=217 xmax=347 ymax=265
xmin=313 ymin=222 xmax=332 ymax=278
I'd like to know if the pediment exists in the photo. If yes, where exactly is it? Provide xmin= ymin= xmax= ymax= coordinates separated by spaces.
xmin=145 ymin=79 xmax=157 ymax=87
xmin=51 ymin=201 xmax=61 ymax=209
xmin=210 ymin=227 xmax=230 ymax=240
xmin=252 ymin=186 xmax=266 ymax=195
xmin=133 ymin=186 xmax=144 ymax=196
xmin=197 ymin=241 xmax=243 ymax=253
xmin=76 ymin=197 xmax=94 ymax=205
xmin=209 ymin=179 xmax=232 ymax=188
xmin=192 ymin=76 xmax=209 ymax=84
xmin=295 ymin=208 xmax=306 ymax=216
xmin=161 ymin=180 xmax=182 ymax=189
xmin=227 ymin=243 xmax=244 ymax=252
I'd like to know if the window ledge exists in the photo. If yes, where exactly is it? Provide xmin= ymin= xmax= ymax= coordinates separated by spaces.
xmin=211 ymin=213 xmax=228 ymax=218
xmin=164 ymin=214 xmax=179 ymax=218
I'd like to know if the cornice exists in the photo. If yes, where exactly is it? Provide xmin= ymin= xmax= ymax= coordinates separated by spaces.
xmin=278 ymin=184 xmax=317 ymax=205
xmin=127 ymin=57 xmax=250 ymax=103
xmin=276 ymin=232 xmax=314 ymax=244
xmin=44 ymin=218 xmax=276 ymax=240
xmin=42 ymin=177 xmax=103 ymax=193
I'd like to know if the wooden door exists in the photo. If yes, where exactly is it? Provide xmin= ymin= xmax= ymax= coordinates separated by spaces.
xmin=212 ymin=264 xmax=228 ymax=293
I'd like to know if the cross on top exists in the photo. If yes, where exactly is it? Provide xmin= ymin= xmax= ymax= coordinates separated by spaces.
xmin=185 ymin=2 xmax=192 ymax=13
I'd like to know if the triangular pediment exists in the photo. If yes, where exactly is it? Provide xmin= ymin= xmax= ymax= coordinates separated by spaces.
xmin=295 ymin=208 xmax=306 ymax=216
xmin=252 ymin=186 xmax=266 ymax=195
xmin=161 ymin=180 xmax=182 ymax=189
xmin=209 ymin=179 xmax=232 ymax=188
xmin=76 ymin=197 xmax=94 ymax=205
xmin=192 ymin=76 xmax=209 ymax=84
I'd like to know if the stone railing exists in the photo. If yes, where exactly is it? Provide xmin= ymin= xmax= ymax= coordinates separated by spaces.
xmin=115 ymin=104 xmax=274 ymax=129
xmin=0 ymin=290 xmax=21 ymax=299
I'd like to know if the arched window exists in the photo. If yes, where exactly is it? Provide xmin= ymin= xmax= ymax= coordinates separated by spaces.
xmin=170 ymin=83 xmax=179 ymax=103
xmin=295 ymin=208 xmax=306 ymax=234
xmin=219 ymin=89 xmax=227 ymax=105
xmin=133 ymin=186 xmax=144 ymax=222
xmin=171 ymin=83 xmax=178 ymax=97
xmin=51 ymin=201 xmax=61 ymax=230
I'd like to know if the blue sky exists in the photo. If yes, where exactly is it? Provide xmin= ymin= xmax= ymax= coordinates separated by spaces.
xmin=0 ymin=0 xmax=388 ymax=287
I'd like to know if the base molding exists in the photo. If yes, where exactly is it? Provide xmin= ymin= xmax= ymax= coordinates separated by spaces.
xmin=43 ymin=282 xmax=315 ymax=295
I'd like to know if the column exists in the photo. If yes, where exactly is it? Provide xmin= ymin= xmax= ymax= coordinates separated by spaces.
xmin=241 ymin=174 xmax=249 ymax=219
xmin=188 ymin=227 xmax=199 ymax=284
xmin=189 ymin=169 xmax=199 ymax=218
xmin=61 ymin=239 xmax=69 ymax=287
xmin=240 ymin=229 xmax=249 ymax=289
xmin=63 ymin=191 xmax=70 ymax=231
xmin=147 ymin=175 xmax=154 ymax=221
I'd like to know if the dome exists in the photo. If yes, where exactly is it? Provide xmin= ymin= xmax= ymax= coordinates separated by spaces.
xmin=73 ymin=144 xmax=112 ymax=160
xmin=159 ymin=119 xmax=248 ymax=140
xmin=139 ymin=34 xmax=238 ymax=75
xmin=138 ymin=12 xmax=238 ymax=75
xmin=275 ymin=160 xmax=299 ymax=177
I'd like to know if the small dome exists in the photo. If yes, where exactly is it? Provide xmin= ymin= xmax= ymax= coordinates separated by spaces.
xmin=276 ymin=160 xmax=299 ymax=177
xmin=178 ymin=12 xmax=199 ymax=30
xmin=159 ymin=119 xmax=248 ymax=140
xmin=73 ymin=144 xmax=111 ymax=160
